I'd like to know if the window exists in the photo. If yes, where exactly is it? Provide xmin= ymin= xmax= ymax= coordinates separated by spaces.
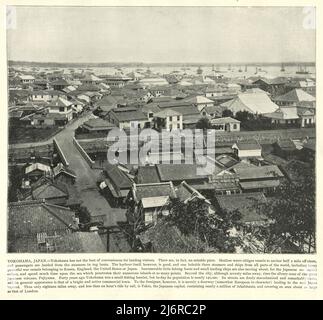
xmin=233 ymin=124 xmax=237 ymax=129
xmin=177 ymin=116 xmax=180 ymax=121
xmin=169 ymin=116 xmax=173 ymax=121
xmin=309 ymin=118 xmax=312 ymax=124
xmin=177 ymin=123 xmax=180 ymax=129
xmin=59 ymin=107 xmax=65 ymax=112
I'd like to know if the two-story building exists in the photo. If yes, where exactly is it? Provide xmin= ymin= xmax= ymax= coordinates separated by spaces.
xmin=154 ymin=109 xmax=183 ymax=131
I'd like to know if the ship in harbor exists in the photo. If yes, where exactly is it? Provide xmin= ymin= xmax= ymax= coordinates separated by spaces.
xmin=296 ymin=64 xmax=309 ymax=75
xmin=281 ymin=63 xmax=285 ymax=72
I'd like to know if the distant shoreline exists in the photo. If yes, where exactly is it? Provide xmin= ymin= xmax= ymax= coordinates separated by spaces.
xmin=8 ymin=61 xmax=316 ymax=68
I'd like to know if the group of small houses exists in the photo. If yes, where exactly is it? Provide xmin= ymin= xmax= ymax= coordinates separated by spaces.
xmin=9 ymin=66 xmax=316 ymax=132
xmin=7 ymin=152 xmax=105 ymax=253
xmin=8 ymin=67 xmax=316 ymax=253
xmin=97 ymin=139 xmax=293 ymax=251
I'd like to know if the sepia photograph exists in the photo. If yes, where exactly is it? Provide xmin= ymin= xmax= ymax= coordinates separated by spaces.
xmin=7 ymin=5 xmax=316 ymax=254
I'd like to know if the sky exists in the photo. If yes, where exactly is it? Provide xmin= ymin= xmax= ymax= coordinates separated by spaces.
xmin=7 ymin=6 xmax=316 ymax=63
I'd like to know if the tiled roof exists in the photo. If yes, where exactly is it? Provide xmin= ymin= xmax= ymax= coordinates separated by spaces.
xmin=49 ymin=97 xmax=72 ymax=107
xmin=234 ymin=165 xmax=284 ymax=180
xmin=82 ymin=118 xmax=115 ymax=130
xmin=55 ymin=232 xmax=106 ymax=253
xmin=31 ymin=177 xmax=69 ymax=200
xmin=104 ymin=164 xmax=133 ymax=190
xmin=154 ymin=109 xmax=181 ymax=118
xmin=274 ymin=89 xmax=315 ymax=103
xmin=234 ymin=140 xmax=262 ymax=151
xmin=136 ymin=166 xmax=161 ymax=184
xmin=53 ymin=163 xmax=77 ymax=178
xmin=156 ymin=164 xmax=208 ymax=182
xmin=132 ymin=182 xmax=176 ymax=202
xmin=8 ymin=200 xmax=78 ymax=238
xmin=185 ymin=95 xmax=214 ymax=104
xmin=110 ymin=108 xmax=147 ymax=122
xmin=211 ymin=117 xmax=240 ymax=124
xmin=275 ymin=139 xmax=297 ymax=151
xmin=264 ymin=107 xmax=299 ymax=120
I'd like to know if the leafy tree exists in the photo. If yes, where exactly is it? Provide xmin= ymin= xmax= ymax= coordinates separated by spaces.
xmin=222 ymin=109 xmax=234 ymax=118
xmin=235 ymin=110 xmax=255 ymax=122
xmin=167 ymin=198 xmax=241 ymax=253
xmin=196 ymin=117 xmax=212 ymax=130
xmin=261 ymin=165 xmax=315 ymax=253
xmin=77 ymin=206 xmax=91 ymax=224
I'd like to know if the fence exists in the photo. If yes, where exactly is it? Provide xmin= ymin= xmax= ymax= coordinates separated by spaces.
xmin=53 ymin=138 xmax=69 ymax=167
xmin=72 ymin=137 xmax=95 ymax=168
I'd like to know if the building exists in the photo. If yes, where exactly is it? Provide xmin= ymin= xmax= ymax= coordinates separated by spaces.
xmin=47 ymin=97 xmax=73 ymax=123
xmin=129 ymin=182 xmax=177 ymax=226
xmin=221 ymin=92 xmax=279 ymax=115
xmin=156 ymin=164 xmax=209 ymax=187
xmin=232 ymin=140 xmax=262 ymax=160
xmin=210 ymin=117 xmax=241 ymax=132
xmin=284 ymin=79 xmax=316 ymax=96
xmin=154 ymin=109 xmax=183 ymax=131
xmin=184 ymin=95 xmax=214 ymax=112
xmin=201 ymin=105 xmax=223 ymax=118
xmin=272 ymin=139 xmax=298 ymax=160
xmin=53 ymin=163 xmax=77 ymax=185
xmin=273 ymin=89 xmax=315 ymax=107
xmin=252 ymin=77 xmax=288 ymax=95
xmin=54 ymin=232 xmax=106 ymax=253
xmin=78 ymin=118 xmax=115 ymax=136
xmin=17 ymin=75 xmax=35 ymax=84
xmin=107 ymin=107 xmax=149 ymax=129
xmin=31 ymin=90 xmax=67 ymax=102
xmin=8 ymin=199 xmax=79 ymax=253
xmin=27 ymin=177 xmax=70 ymax=206
xmin=99 ymin=163 xmax=133 ymax=207
xmin=81 ymin=73 xmax=103 ymax=85
xmin=233 ymin=165 xmax=284 ymax=193
xmin=139 ymin=77 xmax=169 ymax=87
xmin=51 ymin=78 xmax=69 ymax=91
xmin=102 ymin=75 xmax=132 ymax=88
xmin=263 ymin=106 xmax=315 ymax=128
xmin=25 ymin=162 xmax=52 ymax=182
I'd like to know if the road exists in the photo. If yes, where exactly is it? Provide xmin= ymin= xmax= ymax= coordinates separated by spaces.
xmin=10 ymin=112 xmax=126 ymax=227
xmin=52 ymin=114 xmax=126 ymax=227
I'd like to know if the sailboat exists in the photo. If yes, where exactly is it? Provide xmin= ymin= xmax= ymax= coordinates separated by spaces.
xmin=254 ymin=66 xmax=258 ymax=74
xmin=238 ymin=66 xmax=242 ymax=72
xmin=281 ymin=63 xmax=285 ymax=72
xmin=296 ymin=64 xmax=309 ymax=75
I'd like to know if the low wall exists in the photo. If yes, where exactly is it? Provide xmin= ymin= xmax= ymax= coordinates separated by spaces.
xmin=53 ymin=138 xmax=69 ymax=167
xmin=72 ymin=137 xmax=95 ymax=168
xmin=77 ymin=128 xmax=316 ymax=153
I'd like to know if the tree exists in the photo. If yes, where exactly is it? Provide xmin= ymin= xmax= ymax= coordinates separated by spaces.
xmin=235 ymin=110 xmax=255 ymax=122
xmin=222 ymin=109 xmax=234 ymax=118
xmin=196 ymin=117 xmax=212 ymax=130
xmin=77 ymin=206 xmax=91 ymax=224
xmin=261 ymin=165 xmax=315 ymax=253
xmin=167 ymin=198 xmax=241 ymax=253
